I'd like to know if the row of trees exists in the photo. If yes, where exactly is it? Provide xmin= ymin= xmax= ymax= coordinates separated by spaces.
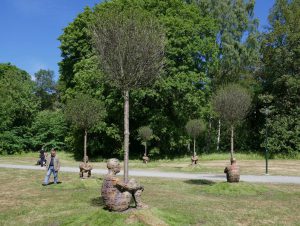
xmin=0 ymin=0 xmax=299 ymax=159
xmin=58 ymin=0 xmax=258 ymax=159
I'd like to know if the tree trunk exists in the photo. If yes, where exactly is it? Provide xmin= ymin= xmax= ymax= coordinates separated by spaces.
xmin=84 ymin=129 xmax=87 ymax=164
xmin=207 ymin=117 xmax=212 ymax=152
xmin=193 ymin=138 xmax=196 ymax=156
xmin=217 ymin=119 xmax=221 ymax=151
xmin=124 ymin=90 xmax=130 ymax=183
xmin=230 ymin=125 xmax=234 ymax=159
xmin=144 ymin=143 xmax=147 ymax=156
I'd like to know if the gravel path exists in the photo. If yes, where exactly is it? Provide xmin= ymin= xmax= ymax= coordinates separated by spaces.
xmin=1 ymin=163 xmax=300 ymax=184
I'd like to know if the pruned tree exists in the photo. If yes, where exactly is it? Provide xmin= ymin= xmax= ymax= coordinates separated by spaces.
xmin=198 ymin=0 xmax=259 ymax=153
xmin=91 ymin=8 xmax=165 ymax=182
xmin=212 ymin=84 xmax=251 ymax=159
xmin=138 ymin=126 xmax=153 ymax=157
xmin=65 ymin=93 xmax=106 ymax=163
xmin=185 ymin=119 xmax=206 ymax=157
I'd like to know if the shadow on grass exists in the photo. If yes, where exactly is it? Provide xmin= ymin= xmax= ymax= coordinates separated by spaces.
xmin=91 ymin=197 xmax=138 ymax=212
xmin=184 ymin=179 xmax=216 ymax=186
xmin=43 ymin=181 xmax=62 ymax=186
xmin=90 ymin=197 xmax=104 ymax=207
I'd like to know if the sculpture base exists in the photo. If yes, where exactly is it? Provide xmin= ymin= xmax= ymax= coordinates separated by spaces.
xmin=142 ymin=156 xmax=149 ymax=164
xmin=224 ymin=159 xmax=240 ymax=183
xmin=101 ymin=158 xmax=146 ymax=212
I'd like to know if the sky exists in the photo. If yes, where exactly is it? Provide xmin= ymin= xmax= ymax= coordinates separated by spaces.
xmin=0 ymin=0 xmax=275 ymax=80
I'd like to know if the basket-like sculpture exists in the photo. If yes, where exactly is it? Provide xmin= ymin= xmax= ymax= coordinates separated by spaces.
xmin=101 ymin=158 xmax=147 ymax=211
xmin=191 ymin=155 xmax=198 ymax=165
xmin=224 ymin=158 xmax=240 ymax=183
xmin=142 ymin=155 xmax=149 ymax=164
xmin=79 ymin=156 xmax=93 ymax=178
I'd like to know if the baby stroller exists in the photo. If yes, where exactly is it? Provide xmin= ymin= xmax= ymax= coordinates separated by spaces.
xmin=37 ymin=148 xmax=47 ymax=167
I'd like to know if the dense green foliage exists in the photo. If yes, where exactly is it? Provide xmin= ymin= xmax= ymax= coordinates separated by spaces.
xmin=34 ymin=69 xmax=57 ymax=110
xmin=0 ymin=0 xmax=299 ymax=159
xmin=0 ymin=64 xmax=39 ymax=154
xmin=259 ymin=0 xmax=300 ymax=157
xmin=197 ymin=0 xmax=259 ymax=86
xmin=58 ymin=0 xmax=219 ymax=158
xmin=30 ymin=110 xmax=68 ymax=151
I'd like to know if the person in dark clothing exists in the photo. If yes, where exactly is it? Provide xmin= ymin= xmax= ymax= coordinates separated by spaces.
xmin=39 ymin=148 xmax=46 ymax=167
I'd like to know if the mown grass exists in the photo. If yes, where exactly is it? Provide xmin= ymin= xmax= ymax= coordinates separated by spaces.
xmin=3 ymin=151 xmax=300 ymax=161
xmin=0 ymin=151 xmax=267 ymax=166
xmin=0 ymin=168 xmax=299 ymax=226
xmin=1 ymin=151 xmax=300 ymax=176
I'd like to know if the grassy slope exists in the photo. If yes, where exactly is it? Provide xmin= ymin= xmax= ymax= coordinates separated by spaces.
xmin=0 ymin=168 xmax=299 ymax=226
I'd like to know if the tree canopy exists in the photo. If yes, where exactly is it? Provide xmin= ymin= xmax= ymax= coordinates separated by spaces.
xmin=212 ymin=84 xmax=252 ymax=125
xmin=34 ymin=69 xmax=57 ymax=110
xmin=65 ymin=93 xmax=106 ymax=131
xmin=58 ymin=0 xmax=219 ymax=158
xmin=0 ymin=63 xmax=39 ymax=154
xmin=259 ymin=0 xmax=300 ymax=157
xmin=0 ymin=0 xmax=299 ymax=159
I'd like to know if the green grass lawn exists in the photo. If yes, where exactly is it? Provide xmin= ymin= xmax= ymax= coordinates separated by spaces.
xmin=0 ymin=168 xmax=300 ymax=226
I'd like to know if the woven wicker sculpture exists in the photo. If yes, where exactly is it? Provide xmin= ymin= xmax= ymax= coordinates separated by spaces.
xmin=101 ymin=158 xmax=147 ymax=211
xmin=79 ymin=156 xmax=93 ymax=178
xmin=224 ymin=158 xmax=240 ymax=183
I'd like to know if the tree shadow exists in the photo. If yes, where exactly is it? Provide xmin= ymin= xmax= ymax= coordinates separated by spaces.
xmin=90 ymin=197 xmax=104 ymax=207
xmin=184 ymin=179 xmax=216 ymax=186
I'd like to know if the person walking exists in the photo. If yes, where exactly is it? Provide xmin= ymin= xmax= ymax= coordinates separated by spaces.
xmin=43 ymin=148 xmax=60 ymax=186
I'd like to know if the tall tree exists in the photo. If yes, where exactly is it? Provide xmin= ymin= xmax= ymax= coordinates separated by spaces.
xmin=259 ymin=0 xmax=300 ymax=157
xmin=197 ymin=0 xmax=259 ymax=152
xmin=0 ymin=63 xmax=39 ymax=154
xmin=58 ymin=7 xmax=94 ymax=91
xmin=34 ymin=69 xmax=57 ymax=110
xmin=129 ymin=0 xmax=218 ymax=157
xmin=138 ymin=126 xmax=153 ymax=157
xmin=58 ymin=0 xmax=218 ymax=159
xmin=212 ymin=84 xmax=252 ymax=159
xmin=185 ymin=119 xmax=206 ymax=157
xmin=65 ymin=93 xmax=106 ymax=163
xmin=199 ymin=0 xmax=259 ymax=85
xmin=91 ymin=7 xmax=165 ymax=182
